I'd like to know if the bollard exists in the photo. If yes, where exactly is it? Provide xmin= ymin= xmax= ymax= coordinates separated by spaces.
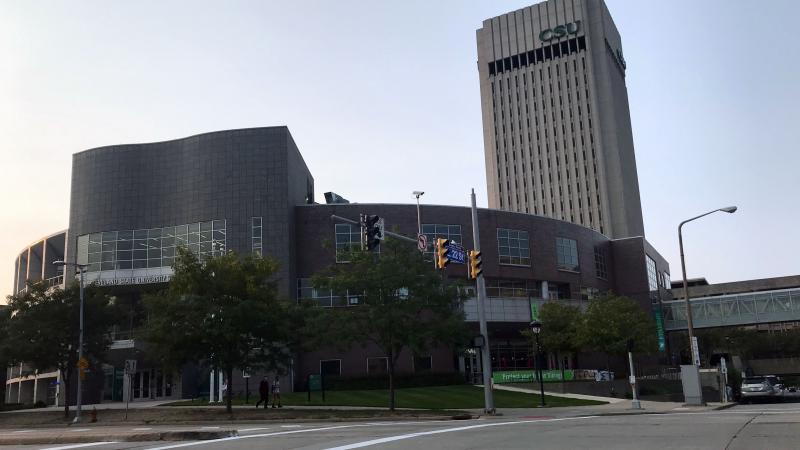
xmin=90 ymin=407 xmax=98 ymax=423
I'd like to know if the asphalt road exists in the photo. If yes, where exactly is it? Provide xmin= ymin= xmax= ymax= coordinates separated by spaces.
xmin=3 ymin=402 xmax=800 ymax=449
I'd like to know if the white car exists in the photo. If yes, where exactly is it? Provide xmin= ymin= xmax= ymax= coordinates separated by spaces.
xmin=740 ymin=375 xmax=784 ymax=403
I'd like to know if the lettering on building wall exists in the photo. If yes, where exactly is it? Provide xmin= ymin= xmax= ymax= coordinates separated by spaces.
xmin=539 ymin=21 xmax=581 ymax=42
xmin=94 ymin=275 xmax=172 ymax=286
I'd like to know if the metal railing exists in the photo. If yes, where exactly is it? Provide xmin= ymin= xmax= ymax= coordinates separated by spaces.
xmin=662 ymin=288 xmax=800 ymax=330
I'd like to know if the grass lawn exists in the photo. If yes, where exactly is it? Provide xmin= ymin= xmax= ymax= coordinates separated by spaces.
xmin=168 ymin=385 xmax=605 ymax=409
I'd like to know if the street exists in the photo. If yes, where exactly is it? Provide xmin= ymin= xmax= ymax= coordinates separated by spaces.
xmin=1 ymin=402 xmax=800 ymax=449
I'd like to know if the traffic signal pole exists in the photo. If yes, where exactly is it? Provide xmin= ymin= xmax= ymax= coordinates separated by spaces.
xmin=470 ymin=189 xmax=495 ymax=414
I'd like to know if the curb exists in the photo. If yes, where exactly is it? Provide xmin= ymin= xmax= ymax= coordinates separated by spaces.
xmin=713 ymin=402 xmax=738 ymax=411
xmin=0 ymin=429 xmax=237 ymax=446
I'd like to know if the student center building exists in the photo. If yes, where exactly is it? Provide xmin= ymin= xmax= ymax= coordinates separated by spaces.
xmin=7 ymin=126 xmax=671 ymax=406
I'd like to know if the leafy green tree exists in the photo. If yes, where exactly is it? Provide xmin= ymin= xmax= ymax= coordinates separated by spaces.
xmin=144 ymin=248 xmax=301 ymax=414
xmin=4 ymin=282 xmax=116 ymax=417
xmin=576 ymin=293 xmax=658 ymax=366
xmin=522 ymin=302 xmax=581 ymax=378
xmin=310 ymin=238 xmax=469 ymax=410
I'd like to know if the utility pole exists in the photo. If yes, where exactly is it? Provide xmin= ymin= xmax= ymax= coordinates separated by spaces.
xmin=470 ymin=189 xmax=495 ymax=414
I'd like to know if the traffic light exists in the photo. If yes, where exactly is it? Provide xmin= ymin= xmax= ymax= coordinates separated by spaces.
xmin=436 ymin=238 xmax=450 ymax=269
xmin=363 ymin=215 xmax=384 ymax=250
xmin=469 ymin=250 xmax=483 ymax=279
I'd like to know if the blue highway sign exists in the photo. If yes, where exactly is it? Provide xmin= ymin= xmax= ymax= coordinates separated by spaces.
xmin=446 ymin=242 xmax=466 ymax=264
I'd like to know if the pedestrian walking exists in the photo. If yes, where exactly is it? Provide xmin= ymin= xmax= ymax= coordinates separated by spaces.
xmin=271 ymin=375 xmax=282 ymax=408
xmin=255 ymin=375 xmax=270 ymax=409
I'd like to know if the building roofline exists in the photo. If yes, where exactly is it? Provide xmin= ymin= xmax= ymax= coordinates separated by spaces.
xmin=72 ymin=126 xmax=291 ymax=157
xmin=296 ymin=203 xmax=611 ymax=239
xmin=16 ymin=229 xmax=68 ymax=256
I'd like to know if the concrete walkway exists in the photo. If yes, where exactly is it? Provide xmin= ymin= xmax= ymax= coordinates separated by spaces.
xmin=1 ymin=400 xmax=173 ymax=414
xmin=492 ymin=383 xmax=626 ymax=403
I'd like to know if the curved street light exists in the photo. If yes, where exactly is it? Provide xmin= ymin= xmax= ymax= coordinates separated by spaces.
xmin=678 ymin=206 xmax=737 ymax=364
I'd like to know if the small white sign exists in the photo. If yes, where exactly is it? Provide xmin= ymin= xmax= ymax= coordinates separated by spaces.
xmin=691 ymin=336 xmax=701 ymax=366
xmin=417 ymin=234 xmax=428 ymax=251
xmin=629 ymin=375 xmax=636 ymax=385
xmin=124 ymin=359 xmax=137 ymax=375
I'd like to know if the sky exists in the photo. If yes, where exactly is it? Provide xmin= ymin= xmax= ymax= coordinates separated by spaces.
xmin=1 ymin=0 xmax=798 ymax=300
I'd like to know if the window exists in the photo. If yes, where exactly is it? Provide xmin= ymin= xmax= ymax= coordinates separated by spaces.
xmin=485 ymin=279 xmax=538 ymax=298
xmin=367 ymin=357 xmax=388 ymax=375
xmin=414 ymin=356 xmax=432 ymax=374
xmin=663 ymin=272 xmax=671 ymax=289
xmin=320 ymin=359 xmax=341 ymax=376
xmin=594 ymin=247 xmax=608 ymax=279
xmin=580 ymin=286 xmax=600 ymax=300
xmin=421 ymin=224 xmax=462 ymax=260
xmin=646 ymin=255 xmax=658 ymax=292
xmin=78 ymin=220 xmax=226 ymax=273
xmin=497 ymin=228 xmax=530 ymax=266
xmin=252 ymin=217 xmax=262 ymax=256
xmin=556 ymin=237 xmax=579 ymax=271
xmin=335 ymin=223 xmax=361 ymax=263
xmin=297 ymin=278 xmax=360 ymax=308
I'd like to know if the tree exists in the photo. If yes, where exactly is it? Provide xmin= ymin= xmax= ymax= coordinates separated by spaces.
xmin=4 ymin=282 xmax=116 ymax=417
xmin=144 ymin=248 xmax=301 ymax=414
xmin=522 ymin=302 xmax=581 ymax=378
xmin=310 ymin=238 xmax=469 ymax=410
xmin=576 ymin=293 xmax=658 ymax=365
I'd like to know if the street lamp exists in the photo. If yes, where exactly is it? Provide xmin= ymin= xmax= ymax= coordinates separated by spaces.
xmin=529 ymin=320 xmax=546 ymax=407
xmin=413 ymin=191 xmax=425 ymax=237
xmin=53 ymin=260 xmax=87 ymax=423
xmin=677 ymin=206 xmax=736 ymax=406
xmin=679 ymin=206 xmax=737 ymax=364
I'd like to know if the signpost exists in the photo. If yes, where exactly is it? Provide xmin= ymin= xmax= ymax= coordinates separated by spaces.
xmin=124 ymin=359 xmax=137 ymax=420
xmin=242 ymin=370 xmax=251 ymax=404
xmin=307 ymin=374 xmax=325 ymax=402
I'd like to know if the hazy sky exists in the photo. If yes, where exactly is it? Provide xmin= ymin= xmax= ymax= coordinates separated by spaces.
xmin=2 ymin=0 xmax=798 ymax=300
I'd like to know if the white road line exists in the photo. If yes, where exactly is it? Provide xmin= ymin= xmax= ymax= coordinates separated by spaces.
xmin=280 ymin=424 xmax=302 ymax=428
xmin=238 ymin=427 xmax=271 ymax=432
xmin=199 ymin=426 xmax=220 ymax=429
xmin=145 ymin=417 xmax=598 ymax=450
xmin=133 ymin=427 xmax=153 ymax=431
xmin=12 ymin=430 xmax=34 ymax=433
xmin=69 ymin=428 xmax=91 ymax=432
xmin=146 ymin=425 xmax=366 ymax=450
xmin=323 ymin=416 xmax=600 ymax=450
xmin=41 ymin=443 xmax=119 ymax=450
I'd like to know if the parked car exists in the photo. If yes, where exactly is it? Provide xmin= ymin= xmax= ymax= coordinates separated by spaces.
xmin=740 ymin=375 xmax=784 ymax=403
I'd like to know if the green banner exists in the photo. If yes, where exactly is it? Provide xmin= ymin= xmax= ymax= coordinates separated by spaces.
xmin=653 ymin=308 xmax=666 ymax=352
xmin=309 ymin=374 xmax=323 ymax=391
xmin=530 ymin=300 xmax=539 ymax=322
xmin=493 ymin=369 xmax=574 ymax=384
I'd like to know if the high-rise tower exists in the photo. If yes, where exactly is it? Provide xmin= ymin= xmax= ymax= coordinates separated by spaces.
xmin=477 ymin=0 xmax=644 ymax=238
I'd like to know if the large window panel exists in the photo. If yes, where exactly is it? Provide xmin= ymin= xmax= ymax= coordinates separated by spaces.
xmin=335 ymin=223 xmax=362 ymax=263
xmin=556 ymin=237 xmax=579 ymax=271
xmin=76 ymin=219 xmax=226 ymax=273
xmin=497 ymin=228 xmax=530 ymax=266
xmin=421 ymin=224 xmax=462 ymax=260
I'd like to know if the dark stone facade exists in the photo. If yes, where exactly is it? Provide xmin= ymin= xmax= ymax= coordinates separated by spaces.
xmin=65 ymin=127 xmax=314 ymax=296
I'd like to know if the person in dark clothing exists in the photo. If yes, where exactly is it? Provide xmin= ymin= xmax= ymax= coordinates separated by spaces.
xmin=255 ymin=376 xmax=270 ymax=409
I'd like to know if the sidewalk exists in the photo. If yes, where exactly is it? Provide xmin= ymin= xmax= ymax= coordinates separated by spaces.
xmin=492 ymin=383 xmax=626 ymax=404
xmin=1 ymin=400 xmax=172 ymax=414
xmin=488 ymin=384 xmax=734 ymax=419
xmin=0 ymin=425 xmax=236 ymax=446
